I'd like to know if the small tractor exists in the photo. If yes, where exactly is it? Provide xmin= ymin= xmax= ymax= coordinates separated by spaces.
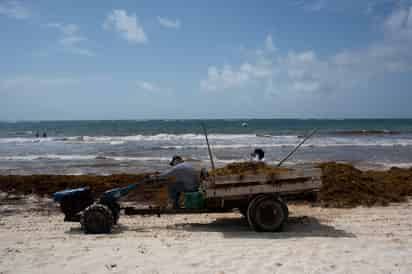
xmin=53 ymin=125 xmax=321 ymax=233
xmin=53 ymin=168 xmax=321 ymax=233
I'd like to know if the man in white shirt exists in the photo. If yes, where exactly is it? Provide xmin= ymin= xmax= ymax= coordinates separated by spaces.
xmin=159 ymin=156 xmax=200 ymax=208
xmin=251 ymin=148 xmax=265 ymax=161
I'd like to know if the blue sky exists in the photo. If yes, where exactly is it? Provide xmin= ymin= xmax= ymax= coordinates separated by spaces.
xmin=1 ymin=0 xmax=412 ymax=120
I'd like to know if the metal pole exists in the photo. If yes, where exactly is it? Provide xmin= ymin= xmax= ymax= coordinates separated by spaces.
xmin=201 ymin=122 xmax=216 ymax=172
xmin=277 ymin=128 xmax=318 ymax=167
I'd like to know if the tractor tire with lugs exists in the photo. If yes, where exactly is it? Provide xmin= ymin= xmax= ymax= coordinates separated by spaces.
xmin=81 ymin=203 xmax=114 ymax=234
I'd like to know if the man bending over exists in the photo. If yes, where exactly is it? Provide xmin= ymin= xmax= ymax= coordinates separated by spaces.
xmin=159 ymin=155 xmax=200 ymax=208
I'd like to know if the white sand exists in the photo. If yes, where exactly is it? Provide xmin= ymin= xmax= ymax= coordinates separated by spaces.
xmin=1 ymin=194 xmax=412 ymax=274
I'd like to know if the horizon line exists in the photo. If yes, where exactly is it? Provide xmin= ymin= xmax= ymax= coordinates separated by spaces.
xmin=2 ymin=117 xmax=412 ymax=122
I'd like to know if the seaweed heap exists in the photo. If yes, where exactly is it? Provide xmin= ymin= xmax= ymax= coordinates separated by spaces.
xmin=1 ymin=162 xmax=412 ymax=208
xmin=209 ymin=162 xmax=288 ymax=177
xmin=0 ymin=174 xmax=168 ymax=204
xmin=211 ymin=161 xmax=412 ymax=208
xmin=318 ymin=162 xmax=412 ymax=207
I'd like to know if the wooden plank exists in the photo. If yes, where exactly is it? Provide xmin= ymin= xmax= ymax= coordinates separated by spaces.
xmin=204 ymin=179 xmax=322 ymax=198
xmin=211 ymin=168 xmax=322 ymax=186
xmin=274 ymin=168 xmax=321 ymax=180
xmin=213 ymin=174 xmax=268 ymax=185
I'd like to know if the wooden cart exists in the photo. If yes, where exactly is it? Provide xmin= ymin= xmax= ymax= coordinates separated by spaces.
xmin=125 ymin=167 xmax=322 ymax=232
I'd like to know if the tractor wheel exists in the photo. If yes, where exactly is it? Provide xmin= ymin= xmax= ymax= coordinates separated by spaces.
xmin=100 ymin=201 xmax=121 ymax=224
xmin=109 ymin=202 xmax=120 ymax=225
xmin=81 ymin=204 xmax=114 ymax=234
xmin=247 ymin=195 xmax=287 ymax=232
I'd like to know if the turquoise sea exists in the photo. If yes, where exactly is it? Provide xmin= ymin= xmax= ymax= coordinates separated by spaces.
xmin=1 ymin=119 xmax=412 ymax=174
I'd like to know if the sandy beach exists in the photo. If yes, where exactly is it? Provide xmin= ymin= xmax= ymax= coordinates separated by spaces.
xmin=1 ymin=193 xmax=411 ymax=274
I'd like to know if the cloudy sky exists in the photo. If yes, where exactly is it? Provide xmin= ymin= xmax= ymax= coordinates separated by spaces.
xmin=1 ymin=0 xmax=412 ymax=120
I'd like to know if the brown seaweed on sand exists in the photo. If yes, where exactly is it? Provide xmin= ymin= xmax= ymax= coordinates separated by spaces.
xmin=0 ymin=173 xmax=167 ymax=204
xmin=209 ymin=161 xmax=412 ymax=208
xmin=209 ymin=161 xmax=289 ymax=177
xmin=1 ymin=162 xmax=412 ymax=208
xmin=318 ymin=162 xmax=412 ymax=207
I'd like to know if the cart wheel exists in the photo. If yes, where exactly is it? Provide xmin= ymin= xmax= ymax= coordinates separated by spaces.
xmin=81 ymin=203 xmax=114 ymax=234
xmin=279 ymin=197 xmax=289 ymax=220
xmin=246 ymin=195 xmax=266 ymax=231
xmin=247 ymin=195 xmax=287 ymax=232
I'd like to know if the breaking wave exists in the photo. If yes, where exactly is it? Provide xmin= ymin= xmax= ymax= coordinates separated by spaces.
xmin=1 ymin=133 xmax=412 ymax=148
xmin=0 ymin=134 xmax=261 ymax=144
xmin=327 ymin=129 xmax=402 ymax=135
xmin=0 ymin=155 xmax=172 ymax=162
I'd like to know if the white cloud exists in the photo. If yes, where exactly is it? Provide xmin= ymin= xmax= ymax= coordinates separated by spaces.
xmin=201 ymin=5 xmax=412 ymax=94
xmin=137 ymin=81 xmax=155 ymax=91
xmin=200 ymin=62 xmax=272 ymax=91
xmin=103 ymin=9 xmax=147 ymax=44
xmin=136 ymin=80 xmax=167 ymax=92
xmin=283 ymin=51 xmax=329 ymax=92
xmin=0 ymin=1 xmax=30 ymax=20
xmin=201 ymin=47 xmax=325 ymax=92
xmin=48 ymin=23 xmax=78 ymax=36
xmin=332 ymin=5 xmax=412 ymax=74
xmin=201 ymin=34 xmax=277 ymax=91
xmin=157 ymin=16 xmax=180 ymax=29
xmin=59 ymin=36 xmax=86 ymax=47
xmin=47 ymin=23 xmax=94 ymax=56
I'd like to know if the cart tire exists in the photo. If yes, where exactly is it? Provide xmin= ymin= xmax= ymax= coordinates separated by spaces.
xmin=255 ymin=195 xmax=288 ymax=220
xmin=247 ymin=195 xmax=286 ymax=232
xmin=81 ymin=203 xmax=114 ymax=234
xmin=278 ymin=197 xmax=289 ymax=220
xmin=246 ymin=195 xmax=267 ymax=231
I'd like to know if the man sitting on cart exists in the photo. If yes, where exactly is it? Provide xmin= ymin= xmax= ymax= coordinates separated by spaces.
xmin=251 ymin=148 xmax=265 ymax=162
xmin=159 ymin=155 xmax=200 ymax=209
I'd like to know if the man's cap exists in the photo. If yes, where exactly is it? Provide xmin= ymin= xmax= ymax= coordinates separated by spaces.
xmin=170 ymin=155 xmax=183 ymax=166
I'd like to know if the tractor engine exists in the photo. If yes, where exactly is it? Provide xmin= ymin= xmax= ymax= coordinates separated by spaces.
xmin=53 ymin=187 xmax=94 ymax=222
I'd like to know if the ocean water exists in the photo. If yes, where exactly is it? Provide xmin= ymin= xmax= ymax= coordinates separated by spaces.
xmin=1 ymin=119 xmax=412 ymax=175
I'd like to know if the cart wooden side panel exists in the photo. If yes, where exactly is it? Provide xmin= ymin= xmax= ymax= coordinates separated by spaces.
xmin=203 ymin=168 xmax=322 ymax=198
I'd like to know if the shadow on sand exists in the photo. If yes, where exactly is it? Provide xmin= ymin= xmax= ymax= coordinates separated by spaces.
xmin=65 ymin=224 xmax=131 ymax=236
xmin=65 ymin=216 xmax=355 ymax=239
xmin=171 ymin=216 xmax=355 ymax=239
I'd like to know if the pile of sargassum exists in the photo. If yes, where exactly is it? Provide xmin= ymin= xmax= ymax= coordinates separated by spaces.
xmin=1 ymin=162 xmax=412 ymax=208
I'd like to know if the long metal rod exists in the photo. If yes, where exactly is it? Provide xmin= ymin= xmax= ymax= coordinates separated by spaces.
xmin=201 ymin=122 xmax=216 ymax=171
xmin=277 ymin=128 xmax=318 ymax=167
xmin=123 ymin=207 xmax=232 ymax=216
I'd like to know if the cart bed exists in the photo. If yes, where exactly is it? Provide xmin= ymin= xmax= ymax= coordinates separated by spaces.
xmin=203 ymin=167 xmax=322 ymax=198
